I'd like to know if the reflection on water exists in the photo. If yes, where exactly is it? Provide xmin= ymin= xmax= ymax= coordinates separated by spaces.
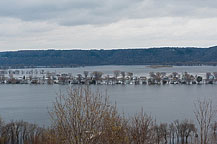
xmin=10 ymin=65 xmax=217 ymax=77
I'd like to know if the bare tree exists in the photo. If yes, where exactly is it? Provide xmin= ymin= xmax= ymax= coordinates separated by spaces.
xmin=169 ymin=123 xmax=176 ymax=144
xmin=154 ymin=123 xmax=166 ymax=144
xmin=179 ymin=120 xmax=196 ymax=144
xmin=159 ymin=123 xmax=168 ymax=144
xmin=49 ymin=86 xmax=128 ymax=144
xmin=77 ymin=74 xmax=82 ymax=84
xmin=184 ymin=121 xmax=196 ymax=144
xmin=0 ymin=120 xmax=48 ymax=144
xmin=92 ymin=71 xmax=103 ymax=84
xmin=0 ymin=117 xmax=4 ymax=143
xmin=113 ymin=70 xmax=120 ymax=78
xmin=174 ymin=120 xmax=181 ymax=144
xmin=183 ymin=72 xmax=192 ymax=84
xmin=83 ymin=71 xmax=89 ymax=79
xmin=211 ymin=122 xmax=217 ymax=143
xmin=172 ymin=72 xmax=178 ymax=78
xmin=149 ymin=72 xmax=156 ymax=78
xmin=128 ymin=111 xmax=155 ymax=144
xmin=120 ymin=71 xmax=126 ymax=84
xmin=194 ymin=99 xmax=216 ymax=144
xmin=155 ymin=72 xmax=162 ymax=84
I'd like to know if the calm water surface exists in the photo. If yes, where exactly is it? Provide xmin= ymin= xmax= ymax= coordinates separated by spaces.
xmin=11 ymin=65 xmax=217 ymax=77
xmin=0 ymin=66 xmax=217 ymax=126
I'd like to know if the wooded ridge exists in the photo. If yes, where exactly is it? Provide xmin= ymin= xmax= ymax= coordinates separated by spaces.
xmin=1 ymin=46 xmax=217 ymax=68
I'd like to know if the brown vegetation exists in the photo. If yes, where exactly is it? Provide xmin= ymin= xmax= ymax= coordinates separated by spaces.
xmin=194 ymin=99 xmax=217 ymax=144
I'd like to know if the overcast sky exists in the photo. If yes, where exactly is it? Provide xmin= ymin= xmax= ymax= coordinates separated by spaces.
xmin=0 ymin=0 xmax=217 ymax=51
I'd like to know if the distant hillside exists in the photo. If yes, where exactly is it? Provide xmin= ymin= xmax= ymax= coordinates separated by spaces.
xmin=1 ymin=46 xmax=217 ymax=68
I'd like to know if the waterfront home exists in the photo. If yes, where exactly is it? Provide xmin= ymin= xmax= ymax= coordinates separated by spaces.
xmin=1 ymin=69 xmax=217 ymax=86
xmin=31 ymin=77 xmax=41 ymax=84
xmin=140 ymin=76 xmax=147 ymax=85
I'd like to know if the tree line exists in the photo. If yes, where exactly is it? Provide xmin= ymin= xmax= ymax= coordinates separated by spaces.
xmin=0 ymin=46 xmax=217 ymax=68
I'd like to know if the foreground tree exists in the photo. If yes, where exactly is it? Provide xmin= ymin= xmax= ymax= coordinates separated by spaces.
xmin=194 ymin=99 xmax=216 ymax=144
xmin=49 ymin=86 xmax=128 ymax=144
xmin=0 ymin=120 xmax=48 ymax=144
xmin=169 ymin=123 xmax=176 ymax=144
xmin=211 ymin=122 xmax=217 ymax=143
xmin=128 ymin=111 xmax=155 ymax=144
xmin=174 ymin=120 xmax=181 ymax=144
xmin=179 ymin=120 xmax=196 ymax=144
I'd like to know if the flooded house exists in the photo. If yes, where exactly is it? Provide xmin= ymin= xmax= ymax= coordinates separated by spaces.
xmin=0 ymin=69 xmax=217 ymax=86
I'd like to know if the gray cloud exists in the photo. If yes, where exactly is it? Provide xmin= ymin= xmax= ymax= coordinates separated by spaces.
xmin=1 ymin=0 xmax=217 ymax=26
xmin=0 ymin=0 xmax=217 ymax=51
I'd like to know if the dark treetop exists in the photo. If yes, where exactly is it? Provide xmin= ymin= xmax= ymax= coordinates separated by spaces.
xmin=1 ymin=46 xmax=217 ymax=68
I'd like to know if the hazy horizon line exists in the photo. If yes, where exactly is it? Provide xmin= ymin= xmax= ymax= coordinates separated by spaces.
xmin=1 ymin=45 xmax=216 ymax=52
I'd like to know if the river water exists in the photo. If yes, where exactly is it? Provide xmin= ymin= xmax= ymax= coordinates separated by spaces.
xmin=0 ymin=66 xmax=217 ymax=126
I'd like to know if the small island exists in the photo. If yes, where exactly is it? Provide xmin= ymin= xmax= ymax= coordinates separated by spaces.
xmin=147 ymin=65 xmax=173 ymax=69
